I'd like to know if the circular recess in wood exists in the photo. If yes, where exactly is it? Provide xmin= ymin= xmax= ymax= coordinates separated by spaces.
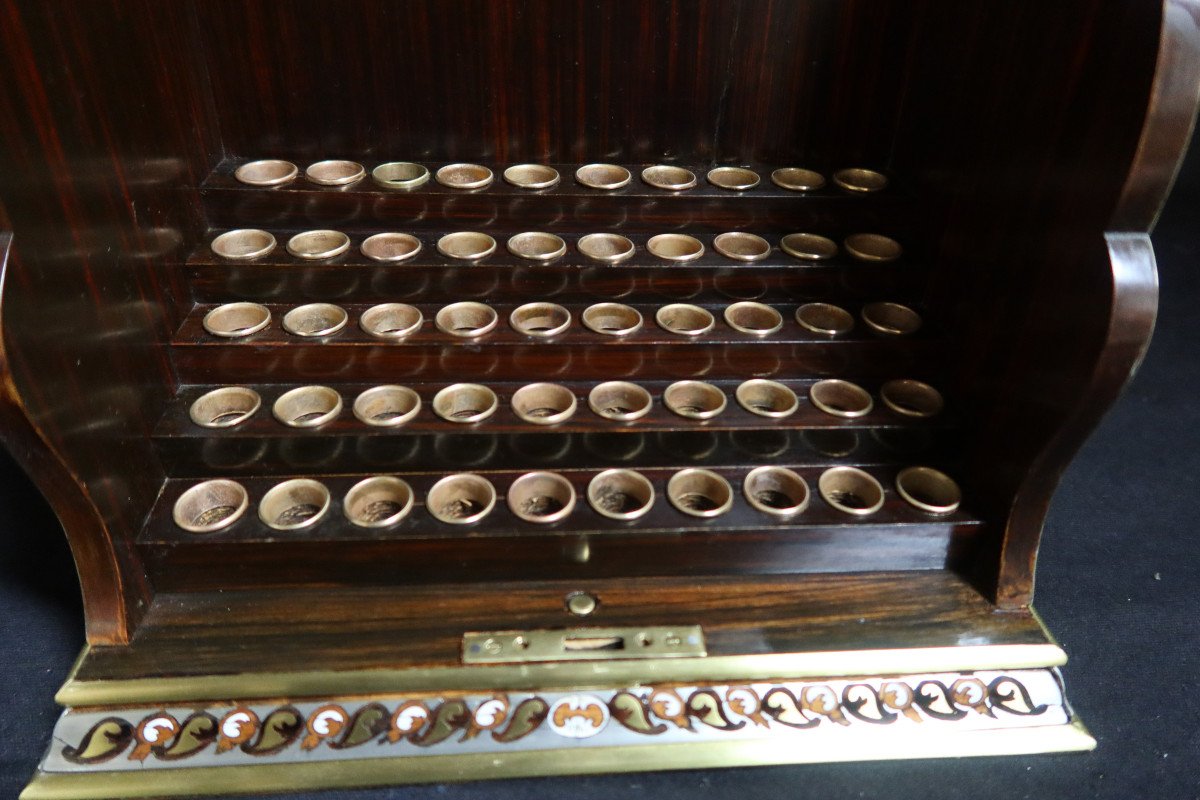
xmin=713 ymin=232 xmax=771 ymax=261
xmin=259 ymin=478 xmax=332 ymax=530
xmin=202 ymin=302 xmax=271 ymax=338
xmin=780 ymin=233 xmax=838 ymax=261
xmin=861 ymin=301 xmax=922 ymax=335
xmin=587 ymin=381 xmax=652 ymax=421
xmin=735 ymin=379 xmax=798 ymax=419
xmin=647 ymin=233 xmax=705 ymax=262
xmin=343 ymin=476 xmax=415 ymax=527
xmin=880 ymin=379 xmax=944 ymax=418
xmin=435 ymin=163 xmax=494 ymax=189
xmin=818 ymin=467 xmax=885 ymax=516
xmin=743 ymin=466 xmax=810 ymax=517
xmin=172 ymin=480 xmax=249 ymax=534
xmin=587 ymin=468 xmax=655 ymax=520
xmin=282 ymin=303 xmax=348 ymax=337
xmin=234 ymin=159 xmax=298 ymax=187
xmin=503 ymin=163 xmax=561 ymax=189
xmin=809 ymin=379 xmax=874 ymax=419
xmin=771 ymin=167 xmax=826 ymax=191
xmin=667 ymin=468 xmax=733 ymax=518
xmin=508 ymin=471 xmax=576 ymax=523
xmin=272 ymin=385 xmax=343 ymax=428
xmin=304 ymin=159 xmax=365 ymax=186
xmin=353 ymin=385 xmax=421 ymax=427
xmin=359 ymin=303 xmax=423 ymax=339
xmin=189 ymin=387 xmax=261 ymax=429
xmin=723 ymin=302 xmax=783 ymax=335
xmin=435 ymin=302 xmax=498 ymax=337
xmin=436 ymin=231 xmax=497 ymax=260
xmin=286 ymin=230 xmax=351 ymax=260
xmin=210 ymin=229 xmax=276 ymax=260
xmin=833 ymin=167 xmax=889 ymax=193
xmin=577 ymin=232 xmax=635 ymax=263
xmin=509 ymin=302 xmax=571 ymax=337
xmin=582 ymin=303 xmax=643 ymax=336
xmin=361 ymin=232 xmax=422 ymax=262
xmin=796 ymin=302 xmax=855 ymax=336
xmin=663 ymin=380 xmax=727 ymax=420
xmin=575 ymin=163 xmax=632 ymax=190
xmin=427 ymin=473 xmax=497 ymax=525
xmin=706 ymin=166 xmax=760 ymax=190
xmin=511 ymin=383 xmax=578 ymax=425
xmin=641 ymin=165 xmax=697 ymax=191
xmin=895 ymin=466 xmax=962 ymax=514
xmin=432 ymin=383 xmax=498 ymax=424
xmin=507 ymin=231 xmax=568 ymax=261
xmin=655 ymin=303 xmax=714 ymax=336
xmin=371 ymin=161 xmax=430 ymax=190
xmin=844 ymin=233 xmax=902 ymax=262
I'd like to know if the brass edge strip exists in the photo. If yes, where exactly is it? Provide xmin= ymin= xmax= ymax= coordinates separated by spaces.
xmin=56 ymin=643 xmax=1067 ymax=707
xmin=20 ymin=721 xmax=1096 ymax=800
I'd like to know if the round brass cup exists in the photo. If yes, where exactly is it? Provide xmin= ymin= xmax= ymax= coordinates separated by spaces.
xmin=511 ymin=383 xmax=577 ymax=425
xmin=576 ymin=163 xmax=632 ymax=190
xmin=819 ymin=467 xmax=884 ymax=516
xmin=435 ymin=163 xmax=494 ymax=190
xmin=436 ymin=231 xmax=497 ymax=260
xmin=895 ymin=466 xmax=962 ymax=514
xmin=427 ymin=473 xmax=497 ymax=525
xmin=435 ymin=302 xmax=498 ymax=338
xmin=577 ymin=233 xmax=635 ymax=263
xmin=743 ymin=466 xmax=810 ymax=517
xmin=361 ymin=232 xmax=422 ymax=263
xmin=642 ymin=165 xmax=697 ymax=191
xmin=286 ymin=230 xmax=351 ymax=260
xmin=234 ymin=159 xmax=298 ymax=187
xmin=655 ymin=304 xmax=714 ymax=336
xmin=735 ymin=379 xmax=798 ymax=419
xmin=344 ymin=476 xmax=415 ymax=527
xmin=667 ymin=468 xmax=733 ymax=518
xmin=724 ymin=302 xmax=783 ymax=335
xmin=781 ymin=233 xmax=838 ymax=261
xmin=371 ymin=161 xmax=430 ymax=190
xmin=189 ymin=387 xmax=261 ymax=429
xmin=862 ymin=302 xmax=922 ymax=335
xmin=844 ymin=233 xmax=902 ymax=263
xmin=771 ymin=167 xmax=826 ymax=191
xmin=272 ymin=386 xmax=343 ymax=428
xmin=664 ymin=380 xmax=727 ymax=420
xmin=810 ymin=379 xmax=874 ymax=419
xmin=880 ymin=379 xmax=944 ymax=419
xmin=796 ymin=303 xmax=855 ymax=336
xmin=587 ymin=469 xmax=655 ymax=520
xmin=432 ymin=383 xmax=498 ymax=424
xmin=707 ymin=167 xmax=760 ymax=191
xmin=713 ymin=232 xmax=771 ymax=262
xmin=353 ymin=385 xmax=421 ymax=427
xmin=305 ymin=159 xmax=365 ymax=186
xmin=259 ymin=478 xmax=331 ymax=530
xmin=172 ymin=479 xmax=249 ymax=533
xmin=833 ymin=168 xmax=889 ymax=193
xmin=508 ymin=471 xmax=576 ymax=523
xmin=647 ymin=233 xmax=705 ymax=262
xmin=507 ymin=231 xmax=567 ymax=261
xmin=588 ymin=381 xmax=652 ymax=421
xmin=503 ymin=164 xmax=561 ymax=190
xmin=202 ymin=302 xmax=270 ymax=338
xmin=360 ymin=303 xmax=423 ymax=339
xmin=210 ymin=229 xmax=276 ymax=261
xmin=510 ymin=302 xmax=571 ymax=337
xmin=282 ymin=303 xmax=348 ymax=338
xmin=582 ymin=303 xmax=643 ymax=336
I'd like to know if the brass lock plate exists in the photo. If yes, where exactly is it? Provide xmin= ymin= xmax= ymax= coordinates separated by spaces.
xmin=462 ymin=626 xmax=706 ymax=664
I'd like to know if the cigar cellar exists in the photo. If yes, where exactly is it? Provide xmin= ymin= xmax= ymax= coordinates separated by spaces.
xmin=1 ymin=1 xmax=1197 ymax=797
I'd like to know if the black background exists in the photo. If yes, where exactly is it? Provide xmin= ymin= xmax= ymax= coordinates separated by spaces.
xmin=1 ymin=142 xmax=1197 ymax=798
